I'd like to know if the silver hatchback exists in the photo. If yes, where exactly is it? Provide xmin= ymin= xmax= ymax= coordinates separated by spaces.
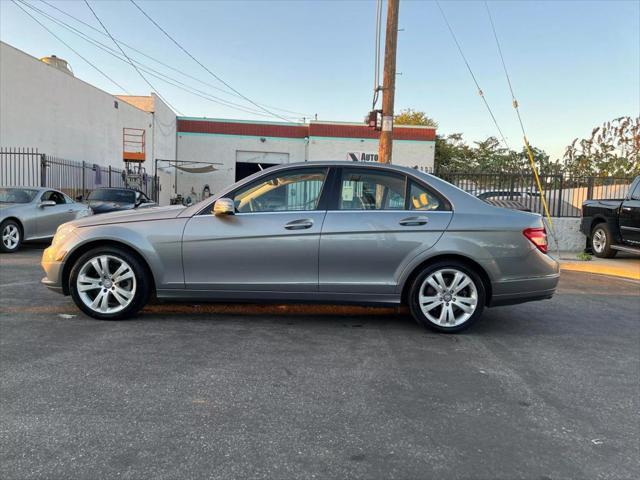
xmin=41 ymin=162 xmax=559 ymax=332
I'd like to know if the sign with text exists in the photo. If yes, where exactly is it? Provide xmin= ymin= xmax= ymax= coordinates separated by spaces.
xmin=347 ymin=152 xmax=379 ymax=162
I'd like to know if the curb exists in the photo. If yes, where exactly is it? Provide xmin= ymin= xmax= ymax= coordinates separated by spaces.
xmin=560 ymin=261 xmax=640 ymax=281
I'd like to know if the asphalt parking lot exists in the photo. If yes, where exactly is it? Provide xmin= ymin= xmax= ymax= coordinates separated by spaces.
xmin=1 ymin=245 xmax=639 ymax=480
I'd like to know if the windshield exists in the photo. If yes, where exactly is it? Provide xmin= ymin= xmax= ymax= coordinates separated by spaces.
xmin=88 ymin=189 xmax=136 ymax=203
xmin=0 ymin=188 xmax=39 ymax=204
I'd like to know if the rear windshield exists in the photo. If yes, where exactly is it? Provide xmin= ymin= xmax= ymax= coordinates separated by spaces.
xmin=0 ymin=188 xmax=39 ymax=203
xmin=88 ymin=189 xmax=135 ymax=203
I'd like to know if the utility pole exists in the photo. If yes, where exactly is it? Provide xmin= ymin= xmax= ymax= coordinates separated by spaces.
xmin=378 ymin=0 xmax=400 ymax=164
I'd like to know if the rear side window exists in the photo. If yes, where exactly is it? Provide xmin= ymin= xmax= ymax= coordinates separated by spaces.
xmin=339 ymin=169 xmax=406 ymax=210
xmin=409 ymin=182 xmax=442 ymax=211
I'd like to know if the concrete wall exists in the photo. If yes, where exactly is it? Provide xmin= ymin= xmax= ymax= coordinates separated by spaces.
xmin=546 ymin=217 xmax=585 ymax=252
xmin=0 ymin=42 xmax=174 ymax=170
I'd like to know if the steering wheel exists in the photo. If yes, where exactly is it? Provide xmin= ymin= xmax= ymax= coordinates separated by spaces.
xmin=249 ymin=197 xmax=265 ymax=212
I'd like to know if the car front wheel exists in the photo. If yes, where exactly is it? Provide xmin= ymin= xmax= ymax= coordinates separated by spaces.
xmin=1 ymin=219 xmax=22 ymax=253
xmin=409 ymin=261 xmax=486 ymax=333
xmin=69 ymin=247 xmax=150 ymax=319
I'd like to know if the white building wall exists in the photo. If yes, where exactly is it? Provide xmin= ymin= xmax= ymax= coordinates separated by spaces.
xmin=175 ymin=133 xmax=306 ymax=201
xmin=0 ymin=42 xmax=173 ymax=169
xmin=307 ymin=137 xmax=435 ymax=168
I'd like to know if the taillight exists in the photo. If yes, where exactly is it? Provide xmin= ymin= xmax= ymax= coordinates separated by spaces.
xmin=523 ymin=227 xmax=548 ymax=254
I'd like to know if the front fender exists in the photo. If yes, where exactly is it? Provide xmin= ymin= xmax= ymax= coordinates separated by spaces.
xmin=69 ymin=218 xmax=188 ymax=289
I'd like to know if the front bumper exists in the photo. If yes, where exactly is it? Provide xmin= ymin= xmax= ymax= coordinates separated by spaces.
xmin=41 ymin=245 xmax=66 ymax=294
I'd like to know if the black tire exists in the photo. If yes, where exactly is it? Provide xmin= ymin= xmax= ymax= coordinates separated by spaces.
xmin=590 ymin=223 xmax=617 ymax=258
xmin=408 ymin=260 xmax=486 ymax=333
xmin=69 ymin=246 xmax=151 ymax=320
xmin=0 ymin=219 xmax=22 ymax=253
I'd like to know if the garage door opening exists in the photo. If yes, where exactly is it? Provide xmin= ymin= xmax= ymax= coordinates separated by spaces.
xmin=235 ymin=162 xmax=278 ymax=182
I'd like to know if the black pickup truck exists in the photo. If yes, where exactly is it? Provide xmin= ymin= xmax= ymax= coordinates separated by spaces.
xmin=580 ymin=176 xmax=640 ymax=257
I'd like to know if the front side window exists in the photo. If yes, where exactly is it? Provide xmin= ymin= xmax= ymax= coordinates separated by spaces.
xmin=630 ymin=181 xmax=640 ymax=201
xmin=232 ymin=168 xmax=327 ymax=213
xmin=41 ymin=190 xmax=67 ymax=204
xmin=339 ymin=169 xmax=405 ymax=210
xmin=409 ymin=182 xmax=442 ymax=211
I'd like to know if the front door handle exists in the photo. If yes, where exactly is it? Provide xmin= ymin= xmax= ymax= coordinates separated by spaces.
xmin=622 ymin=207 xmax=632 ymax=211
xmin=399 ymin=216 xmax=429 ymax=226
xmin=284 ymin=219 xmax=314 ymax=230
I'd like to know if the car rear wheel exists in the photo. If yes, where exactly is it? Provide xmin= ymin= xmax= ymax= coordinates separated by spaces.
xmin=1 ymin=219 xmax=22 ymax=253
xmin=69 ymin=247 xmax=150 ymax=320
xmin=409 ymin=261 xmax=486 ymax=333
xmin=591 ymin=223 xmax=617 ymax=258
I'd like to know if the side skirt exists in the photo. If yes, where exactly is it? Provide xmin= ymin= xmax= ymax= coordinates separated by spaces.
xmin=155 ymin=289 xmax=401 ymax=307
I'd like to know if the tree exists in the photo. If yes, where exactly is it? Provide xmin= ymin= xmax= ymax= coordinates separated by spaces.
xmin=563 ymin=116 xmax=640 ymax=177
xmin=394 ymin=109 xmax=438 ymax=128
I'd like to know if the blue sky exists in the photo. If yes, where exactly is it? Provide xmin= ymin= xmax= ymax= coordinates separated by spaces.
xmin=1 ymin=0 xmax=638 ymax=159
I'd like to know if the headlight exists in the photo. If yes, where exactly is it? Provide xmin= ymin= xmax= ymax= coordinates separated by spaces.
xmin=52 ymin=223 xmax=75 ymax=246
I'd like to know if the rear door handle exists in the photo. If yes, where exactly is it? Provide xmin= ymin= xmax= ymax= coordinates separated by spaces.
xmin=284 ymin=219 xmax=314 ymax=230
xmin=399 ymin=216 xmax=429 ymax=226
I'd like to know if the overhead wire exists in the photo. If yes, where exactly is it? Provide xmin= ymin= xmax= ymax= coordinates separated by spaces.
xmin=129 ymin=0 xmax=294 ymax=123
xmin=484 ymin=1 xmax=558 ymax=247
xmin=19 ymin=0 xmax=297 ymax=120
xmin=38 ymin=0 xmax=311 ymax=118
xmin=82 ymin=0 xmax=182 ymax=115
xmin=17 ymin=0 xmax=298 ymax=120
xmin=11 ymin=0 xmax=130 ymax=94
xmin=435 ymin=0 xmax=510 ymax=150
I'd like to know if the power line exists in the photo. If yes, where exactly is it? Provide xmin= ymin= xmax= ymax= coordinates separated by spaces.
xmin=128 ymin=0 xmax=293 ymax=123
xmin=484 ymin=1 xmax=527 ymax=140
xmin=484 ymin=1 xmax=558 ymax=244
xmin=17 ymin=0 xmax=299 ymax=120
xmin=435 ymin=0 xmax=510 ymax=150
xmin=82 ymin=0 xmax=182 ymax=115
xmin=11 ymin=0 xmax=130 ymax=93
xmin=37 ymin=0 xmax=312 ymax=118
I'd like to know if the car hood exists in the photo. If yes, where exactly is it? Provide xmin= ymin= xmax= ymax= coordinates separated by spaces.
xmin=70 ymin=205 xmax=185 ymax=227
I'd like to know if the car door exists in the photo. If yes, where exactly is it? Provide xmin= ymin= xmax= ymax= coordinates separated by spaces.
xmin=619 ymin=179 xmax=640 ymax=245
xmin=35 ymin=190 xmax=78 ymax=237
xmin=319 ymin=167 xmax=453 ymax=294
xmin=182 ymin=167 xmax=330 ymax=291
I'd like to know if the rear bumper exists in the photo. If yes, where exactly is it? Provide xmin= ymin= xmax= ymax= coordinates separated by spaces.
xmin=489 ymin=272 xmax=560 ymax=307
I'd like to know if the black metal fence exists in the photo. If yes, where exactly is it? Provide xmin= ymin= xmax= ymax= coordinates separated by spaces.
xmin=414 ymin=166 xmax=635 ymax=217
xmin=0 ymin=147 xmax=158 ymax=200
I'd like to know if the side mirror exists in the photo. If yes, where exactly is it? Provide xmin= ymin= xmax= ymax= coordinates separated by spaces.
xmin=39 ymin=200 xmax=56 ymax=208
xmin=213 ymin=198 xmax=235 ymax=216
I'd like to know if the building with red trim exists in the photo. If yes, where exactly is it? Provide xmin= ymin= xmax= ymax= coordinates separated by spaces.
xmin=173 ymin=117 xmax=436 ymax=202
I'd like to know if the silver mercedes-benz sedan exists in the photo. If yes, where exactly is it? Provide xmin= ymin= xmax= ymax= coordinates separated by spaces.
xmin=1 ymin=187 xmax=92 ymax=253
xmin=41 ymin=162 xmax=559 ymax=332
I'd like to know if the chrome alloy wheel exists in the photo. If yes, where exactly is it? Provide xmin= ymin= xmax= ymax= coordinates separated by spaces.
xmin=2 ymin=224 xmax=20 ymax=250
xmin=76 ymin=255 xmax=137 ymax=314
xmin=592 ymin=228 xmax=606 ymax=253
xmin=418 ymin=268 xmax=478 ymax=327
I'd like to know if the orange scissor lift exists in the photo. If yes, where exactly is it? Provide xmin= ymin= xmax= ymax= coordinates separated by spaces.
xmin=122 ymin=128 xmax=147 ymax=191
